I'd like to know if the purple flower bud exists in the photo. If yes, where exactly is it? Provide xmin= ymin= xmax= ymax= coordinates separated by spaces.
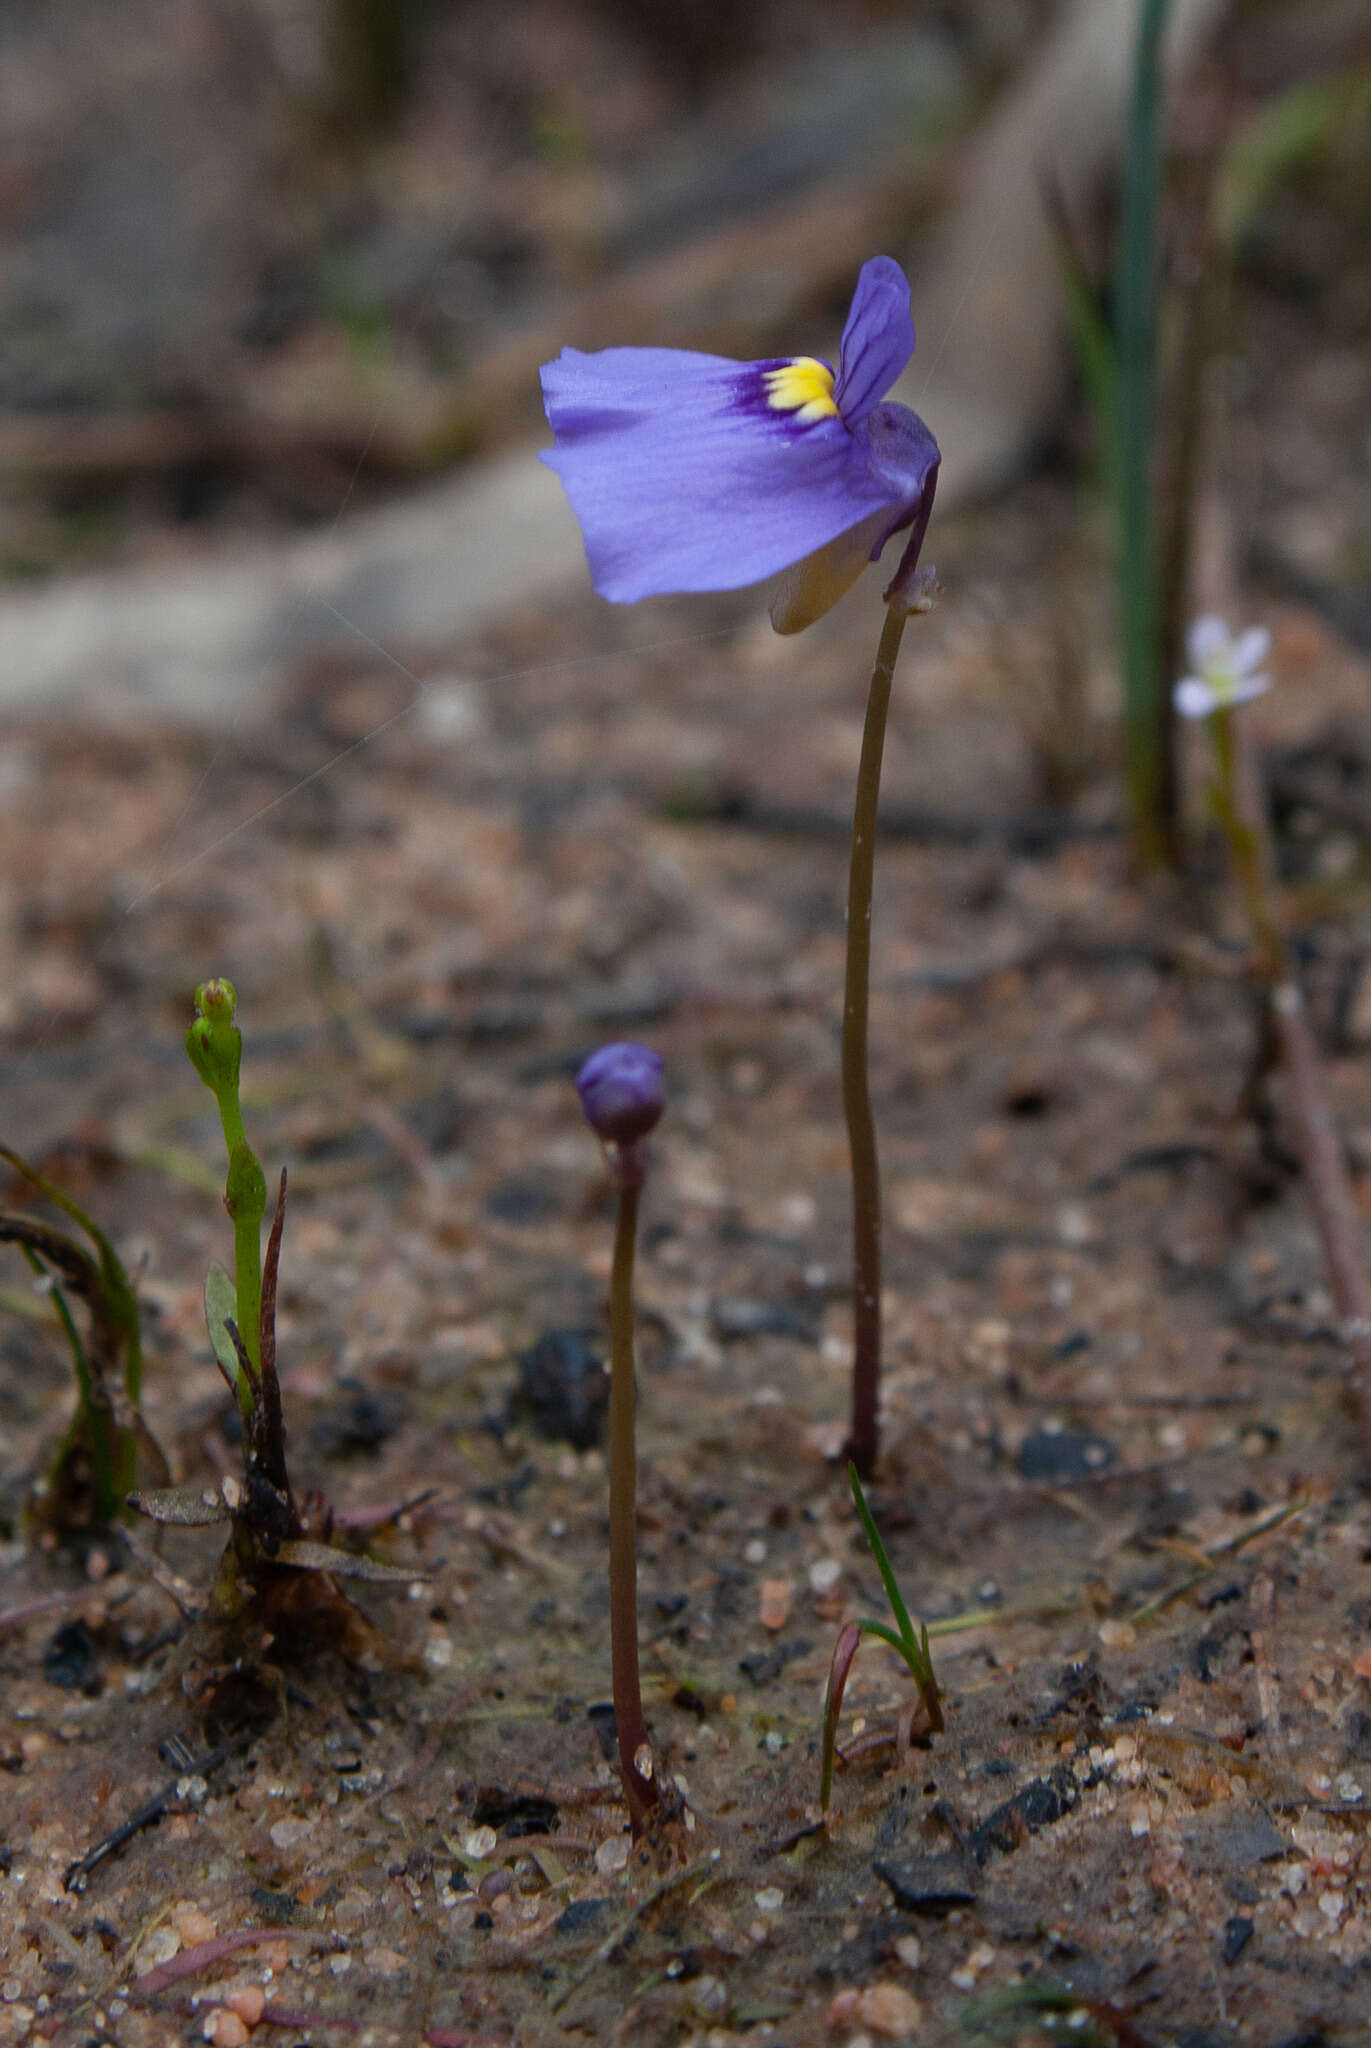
xmin=576 ymin=1042 xmax=665 ymax=1146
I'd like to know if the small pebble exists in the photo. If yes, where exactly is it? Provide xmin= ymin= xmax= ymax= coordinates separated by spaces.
xmin=463 ymin=1827 xmax=498 ymax=1860
xmin=423 ymin=1636 xmax=454 ymax=1670
xmin=134 ymin=1928 xmax=180 ymax=1974
xmin=225 ymin=1985 xmax=265 ymax=2025
xmin=744 ymin=1538 xmax=768 ymax=1566
xmin=268 ymin=1816 xmax=312 ymax=1851
xmin=1057 ymin=1203 xmax=1092 ymax=1245
xmin=759 ymin=1579 xmax=793 ymax=1631
xmin=1222 ymin=1916 xmax=1253 ymax=1965
xmin=690 ymin=1974 xmax=727 ymax=2014
xmin=595 ymin=1835 xmax=630 ymax=1876
xmin=754 ymin=1887 xmax=784 ymax=1913
xmin=854 ymin=1981 xmax=923 ymax=2037
xmin=808 ymin=1558 xmax=843 ymax=1595
xmin=366 ymin=1946 xmax=408 ymax=1974
xmin=170 ymin=1903 xmax=217 ymax=1947
xmin=205 ymin=2014 xmax=249 ymax=2048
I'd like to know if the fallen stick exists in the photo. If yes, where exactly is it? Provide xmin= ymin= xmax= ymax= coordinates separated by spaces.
xmin=1192 ymin=490 xmax=1371 ymax=1479
xmin=1266 ymin=976 xmax=1371 ymax=1474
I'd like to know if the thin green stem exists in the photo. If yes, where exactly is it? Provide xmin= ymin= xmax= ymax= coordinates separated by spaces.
xmin=1208 ymin=708 xmax=1285 ymax=977
xmin=608 ymin=1181 xmax=657 ymax=1836
xmin=225 ymin=1145 xmax=265 ymax=1404
xmin=844 ymin=602 xmax=908 ymax=1480
xmin=1116 ymin=0 xmax=1175 ymax=863
xmin=186 ymin=983 xmax=264 ymax=1403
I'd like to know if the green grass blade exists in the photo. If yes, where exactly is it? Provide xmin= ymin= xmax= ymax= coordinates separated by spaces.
xmin=0 ymin=1143 xmax=143 ymax=1404
xmin=1114 ymin=0 xmax=1173 ymax=862
xmin=848 ymin=1462 xmax=919 ymax=1656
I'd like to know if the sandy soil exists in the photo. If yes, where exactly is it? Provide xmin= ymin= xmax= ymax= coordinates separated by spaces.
xmin=3 ymin=5 xmax=1371 ymax=2046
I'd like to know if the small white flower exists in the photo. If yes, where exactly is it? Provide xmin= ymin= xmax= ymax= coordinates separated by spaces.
xmin=1173 ymin=614 xmax=1272 ymax=720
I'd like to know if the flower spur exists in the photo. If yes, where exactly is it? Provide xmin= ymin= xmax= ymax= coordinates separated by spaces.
xmin=540 ymin=255 xmax=940 ymax=632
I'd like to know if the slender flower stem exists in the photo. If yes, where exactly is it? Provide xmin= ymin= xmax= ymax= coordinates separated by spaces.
xmin=1208 ymin=708 xmax=1283 ymax=977
xmin=844 ymin=602 xmax=908 ymax=1480
xmin=608 ymin=1177 xmax=657 ymax=1835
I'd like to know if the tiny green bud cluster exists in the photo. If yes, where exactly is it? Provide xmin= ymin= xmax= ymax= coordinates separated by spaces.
xmin=186 ymin=979 xmax=243 ymax=1107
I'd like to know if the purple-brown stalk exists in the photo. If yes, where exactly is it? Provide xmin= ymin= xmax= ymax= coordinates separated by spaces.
xmin=577 ymin=1041 xmax=664 ymax=1835
xmin=844 ymin=479 xmax=938 ymax=1479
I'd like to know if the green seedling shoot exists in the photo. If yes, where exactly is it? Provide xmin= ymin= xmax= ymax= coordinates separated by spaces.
xmin=820 ymin=1462 xmax=943 ymax=1812
xmin=185 ymin=978 xmax=267 ymax=1421
xmin=132 ymin=987 xmax=418 ymax=1648
xmin=0 ymin=1143 xmax=152 ymax=1528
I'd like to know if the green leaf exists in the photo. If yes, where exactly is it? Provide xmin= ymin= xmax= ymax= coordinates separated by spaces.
xmin=848 ymin=1463 xmax=919 ymax=1660
xmin=271 ymin=1539 xmax=426 ymax=1583
xmin=1215 ymin=71 xmax=1371 ymax=254
xmin=856 ymin=1617 xmax=908 ymax=1658
xmin=204 ymin=1264 xmax=242 ymax=1392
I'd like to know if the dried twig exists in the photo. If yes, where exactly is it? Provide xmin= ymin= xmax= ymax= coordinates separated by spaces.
xmin=1127 ymin=1493 xmax=1308 ymax=1627
xmin=63 ymin=1736 xmax=246 ymax=1893
xmin=128 ymin=1925 xmax=315 ymax=1998
xmin=1229 ymin=724 xmax=1371 ymax=1475
xmin=1195 ymin=496 xmax=1371 ymax=1478
xmin=548 ymin=1852 xmax=720 ymax=2015
xmin=1267 ymin=982 xmax=1371 ymax=1473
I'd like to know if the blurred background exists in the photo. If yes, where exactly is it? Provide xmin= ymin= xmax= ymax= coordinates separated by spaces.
xmin=0 ymin=0 xmax=1365 ymax=719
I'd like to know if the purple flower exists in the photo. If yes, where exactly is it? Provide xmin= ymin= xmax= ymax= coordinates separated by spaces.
xmin=577 ymin=1042 xmax=665 ymax=1147
xmin=540 ymin=257 xmax=940 ymax=633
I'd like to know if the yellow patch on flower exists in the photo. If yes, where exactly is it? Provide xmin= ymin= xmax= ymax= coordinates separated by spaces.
xmin=764 ymin=356 xmax=839 ymax=425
